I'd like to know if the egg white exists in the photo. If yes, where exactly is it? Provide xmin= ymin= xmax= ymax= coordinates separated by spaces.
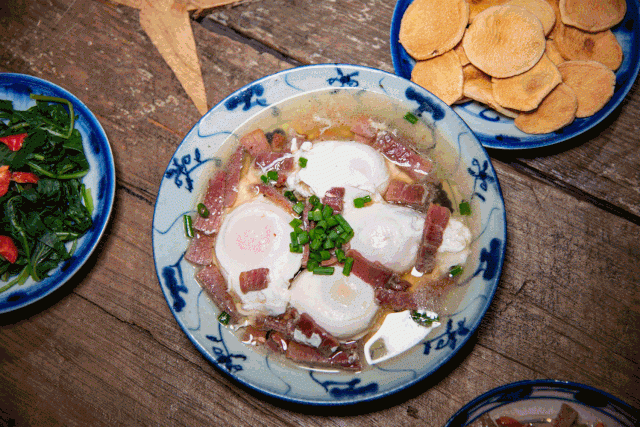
xmin=289 ymin=270 xmax=379 ymax=339
xmin=215 ymin=196 xmax=303 ymax=316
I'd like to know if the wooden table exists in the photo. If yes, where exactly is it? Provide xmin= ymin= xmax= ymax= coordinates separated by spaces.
xmin=1 ymin=0 xmax=638 ymax=425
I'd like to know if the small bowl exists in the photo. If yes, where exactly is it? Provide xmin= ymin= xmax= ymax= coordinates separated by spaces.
xmin=445 ymin=380 xmax=638 ymax=427
xmin=152 ymin=64 xmax=506 ymax=405
xmin=0 ymin=74 xmax=115 ymax=313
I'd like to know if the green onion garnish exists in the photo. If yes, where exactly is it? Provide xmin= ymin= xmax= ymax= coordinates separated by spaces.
xmin=342 ymin=257 xmax=354 ymax=276
xmin=307 ymin=260 xmax=319 ymax=272
xmin=297 ymin=231 xmax=310 ymax=244
xmin=260 ymin=175 xmax=269 ymax=184
xmin=334 ymin=214 xmax=352 ymax=233
xmin=404 ymin=112 xmax=418 ymax=124
xmin=183 ymin=214 xmax=194 ymax=238
xmin=299 ymin=157 xmax=308 ymax=168
xmin=410 ymin=311 xmax=439 ymax=327
xmin=197 ymin=203 xmax=210 ymax=218
xmin=267 ymin=170 xmax=278 ymax=181
xmin=292 ymin=201 xmax=305 ymax=215
xmin=289 ymin=244 xmax=303 ymax=253
xmin=354 ymin=198 xmax=365 ymax=208
xmin=313 ymin=266 xmax=335 ymax=275
xmin=289 ymin=218 xmax=302 ymax=228
xmin=309 ymin=195 xmax=320 ymax=206
xmin=218 ymin=311 xmax=231 ymax=325
xmin=284 ymin=190 xmax=298 ymax=202
xmin=459 ymin=201 xmax=472 ymax=216
xmin=449 ymin=265 xmax=464 ymax=277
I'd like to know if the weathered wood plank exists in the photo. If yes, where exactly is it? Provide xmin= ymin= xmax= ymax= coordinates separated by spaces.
xmin=205 ymin=0 xmax=640 ymax=217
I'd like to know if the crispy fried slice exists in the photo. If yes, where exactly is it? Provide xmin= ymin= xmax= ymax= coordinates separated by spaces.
xmin=455 ymin=41 xmax=470 ymax=66
xmin=555 ymin=25 xmax=623 ymax=71
xmin=514 ymin=83 xmax=578 ymax=133
xmin=462 ymin=5 xmax=546 ymax=78
xmin=559 ymin=0 xmax=626 ymax=32
xmin=399 ymin=0 xmax=469 ymax=60
xmin=557 ymin=60 xmax=616 ymax=117
xmin=412 ymin=50 xmax=464 ymax=105
xmin=545 ymin=0 xmax=564 ymax=39
xmin=545 ymin=39 xmax=565 ymax=65
xmin=468 ymin=0 xmax=510 ymax=22
xmin=463 ymin=64 xmax=519 ymax=117
xmin=507 ymin=0 xmax=556 ymax=35
xmin=492 ymin=54 xmax=562 ymax=111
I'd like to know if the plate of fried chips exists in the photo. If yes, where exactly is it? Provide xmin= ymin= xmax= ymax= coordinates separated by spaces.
xmin=390 ymin=0 xmax=640 ymax=149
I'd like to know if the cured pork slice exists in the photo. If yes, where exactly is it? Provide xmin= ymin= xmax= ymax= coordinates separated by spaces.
xmin=384 ymin=179 xmax=427 ymax=206
xmin=184 ymin=233 xmax=215 ymax=265
xmin=239 ymin=129 xmax=271 ymax=157
xmin=194 ymin=171 xmax=227 ymax=235
xmin=285 ymin=341 xmax=361 ymax=370
xmin=322 ymin=187 xmax=345 ymax=213
xmin=254 ymin=184 xmax=295 ymax=215
xmin=238 ymin=268 xmax=270 ymax=294
xmin=345 ymin=249 xmax=394 ymax=288
xmin=375 ymin=276 xmax=454 ymax=312
xmin=196 ymin=264 xmax=239 ymax=322
xmin=415 ymin=203 xmax=450 ymax=273
xmin=254 ymin=152 xmax=294 ymax=186
xmin=373 ymin=132 xmax=433 ymax=181
xmin=224 ymin=146 xmax=246 ymax=207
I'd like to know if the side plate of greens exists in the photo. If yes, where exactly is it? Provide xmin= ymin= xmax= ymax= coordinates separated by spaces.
xmin=0 ymin=74 xmax=115 ymax=313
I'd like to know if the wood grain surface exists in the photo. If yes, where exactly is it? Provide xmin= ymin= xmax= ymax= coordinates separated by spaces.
xmin=0 ymin=0 xmax=638 ymax=426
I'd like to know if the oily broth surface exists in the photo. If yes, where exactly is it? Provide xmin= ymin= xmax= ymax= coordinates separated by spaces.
xmin=196 ymin=88 xmax=476 ymax=371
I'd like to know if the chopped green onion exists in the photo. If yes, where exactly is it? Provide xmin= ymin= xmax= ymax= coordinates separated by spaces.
xmin=289 ymin=218 xmax=302 ymax=228
xmin=342 ymin=257 xmax=354 ymax=276
xmin=307 ymin=260 xmax=319 ymax=272
xmin=335 ymin=249 xmax=346 ymax=262
xmin=284 ymin=190 xmax=298 ymax=202
xmin=297 ymin=230 xmax=310 ymax=244
xmin=326 ymin=216 xmax=338 ymax=228
xmin=362 ymin=195 xmax=372 ymax=203
xmin=267 ymin=170 xmax=279 ymax=181
xmin=322 ymin=204 xmax=333 ymax=219
xmin=323 ymin=239 xmax=334 ymax=249
xmin=313 ymin=266 xmax=335 ymax=275
xmin=183 ymin=214 xmax=194 ymax=238
xmin=459 ymin=201 xmax=472 ymax=216
xmin=290 ymin=231 xmax=298 ymax=245
xmin=316 ymin=219 xmax=327 ymax=229
xmin=311 ymin=209 xmax=323 ymax=222
xmin=299 ymin=157 xmax=308 ymax=168
xmin=449 ymin=265 xmax=464 ymax=277
xmin=260 ymin=175 xmax=269 ymax=184
xmin=309 ymin=195 xmax=320 ymax=206
xmin=218 ymin=311 xmax=231 ymax=325
xmin=353 ymin=198 xmax=365 ymax=208
xmin=404 ymin=112 xmax=418 ymax=124
xmin=292 ymin=201 xmax=305 ymax=214
xmin=334 ymin=214 xmax=353 ymax=233
xmin=319 ymin=250 xmax=331 ymax=261
xmin=410 ymin=311 xmax=439 ymax=327
xmin=289 ymin=244 xmax=303 ymax=253
xmin=197 ymin=203 xmax=210 ymax=218
xmin=310 ymin=238 xmax=322 ymax=250
xmin=308 ymin=252 xmax=322 ymax=262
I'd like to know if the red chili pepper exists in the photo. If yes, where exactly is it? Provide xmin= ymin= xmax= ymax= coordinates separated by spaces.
xmin=0 ymin=133 xmax=28 ymax=151
xmin=495 ymin=417 xmax=525 ymax=427
xmin=11 ymin=171 xmax=39 ymax=184
xmin=0 ymin=235 xmax=18 ymax=264
xmin=0 ymin=165 xmax=10 ymax=197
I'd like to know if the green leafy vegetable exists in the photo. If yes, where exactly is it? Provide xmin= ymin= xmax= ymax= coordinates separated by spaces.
xmin=0 ymin=95 xmax=93 ymax=292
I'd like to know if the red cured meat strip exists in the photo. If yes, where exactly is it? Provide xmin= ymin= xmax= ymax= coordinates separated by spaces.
xmin=224 ymin=146 xmax=246 ymax=208
xmin=184 ymin=232 xmax=216 ymax=265
xmin=254 ymin=183 xmax=295 ymax=215
xmin=254 ymin=152 xmax=294 ymax=186
xmin=345 ymin=249 xmax=394 ymax=288
xmin=241 ymin=326 xmax=268 ymax=346
xmin=194 ymin=171 xmax=227 ymax=235
xmin=285 ymin=341 xmax=361 ymax=370
xmin=415 ymin=203 xmax=450 ymax=273
xmin=239 ymin=129 xmax=271 ymax=157
xmin=266 ymin=331 xmax=288 ymax=353
xmin=322 ymin=187 xmax=345 ymax=213
xmin=196 ymin=264 xmax=239 ymax=322
xmin=295 ymin=312 xmax=340 ymax=355
xmin=375 ymin=276 xmax=455 ymax=311
xmin=238 ymin=268 xmax=270 ymax=294
xmin=384 ymin=179 xmax=427 ymax=206
xmin=373 ymin=132 xmax=433 ymax=181
xmin=350 ymin=116 xmax=377 ymax=143
xmin=269 ymin=131 xmax=287 ymax=152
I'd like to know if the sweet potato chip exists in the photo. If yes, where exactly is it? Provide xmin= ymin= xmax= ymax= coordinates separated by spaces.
xmin=468 ymin=0 xmax=510 ymax=22
xmin=463 ymin=65 xmax=519 ymax=117
xmin=514 ymin=83 xmax=578 ymax=133
xmin=462 ymin=5 xmax=546 ymax=78
xmin=507 ymin=0 xmax=556 ymax=35
xmin=412 ymin=50 xmax=464 ymax=105
xmin=557 ymin=60 xmax=616 ymax=117
xmin=555 ymin=25 xmax=623 ymax=71
xmin=455 ymin=41 xmax=470 ymax=66
xmin=492 ymin=54 xmax=562 ymax=111
xmin=545 ymin=39 xmax=565 ymax=65
xmin=559 ymin=0 xmax=626 ymax=32
xmin=399 ymin=0 xmax=469 ymax=60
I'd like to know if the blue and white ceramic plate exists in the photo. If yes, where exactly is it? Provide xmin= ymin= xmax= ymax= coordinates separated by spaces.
xmin=445 ymin=380 xmax=638 ymax=426
xmin=0 ymin=74 xmax=115 ymax=313
xmin=390 ymin=0 xmax=640 ymax=150
xmin=152 ymin=64 xmax=506 ymax=405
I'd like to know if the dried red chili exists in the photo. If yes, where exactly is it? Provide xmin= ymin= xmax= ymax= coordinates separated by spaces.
xmin=0 ymin=235 xmax=18 ymax=264
xmin=0 ymin=165 xmax=10 ymax=197
xmin=11 ymin=171 xmax=39 ymax=184
xmin=0 ymin=133 xmax=28 ymax=151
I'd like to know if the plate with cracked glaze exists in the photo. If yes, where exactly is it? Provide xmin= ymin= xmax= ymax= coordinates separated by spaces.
xmin=152 ymin=64 xmax=506 ymax=406
xmin=390 ymin=0 xmax=640 ymax=150
xmin=0 ymin=73 xmax=115 ymax=313
xmin=445 ymin=380 xmax=638 ymax=427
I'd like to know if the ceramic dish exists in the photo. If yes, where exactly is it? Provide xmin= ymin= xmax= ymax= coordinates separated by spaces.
xmin=0 ymin=74 xmax=115 ymax=313
xmin=152 ymin=64 xmax=506 ymax=405
xmin=445 ymin=380 xmax=638 ymax=426
xmin=390 ymin=0 xmax=640 ymax=150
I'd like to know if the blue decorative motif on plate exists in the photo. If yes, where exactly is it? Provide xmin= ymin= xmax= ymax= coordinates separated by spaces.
xmin=152 ymin=64 xmax=506 ymax=406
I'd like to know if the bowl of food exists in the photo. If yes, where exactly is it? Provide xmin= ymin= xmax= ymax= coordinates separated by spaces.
xmin=0 ymin=73 xmax=115 ymax=313
xmin=390 ymin=0 xmax=640 ymax=149
xmin=445 ymin=380 xmax=638 ymax=427
xmin=152 ymin=64 xmax=506 ymax=405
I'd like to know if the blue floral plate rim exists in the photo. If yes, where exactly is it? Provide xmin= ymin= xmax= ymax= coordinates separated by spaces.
xmin=390 ymin=0 xmax=640 ymax=150
xmin=0 ymin=73 xmax=116 ymax=313
xmin=152 ymin=63 xmax=506 ymax=406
